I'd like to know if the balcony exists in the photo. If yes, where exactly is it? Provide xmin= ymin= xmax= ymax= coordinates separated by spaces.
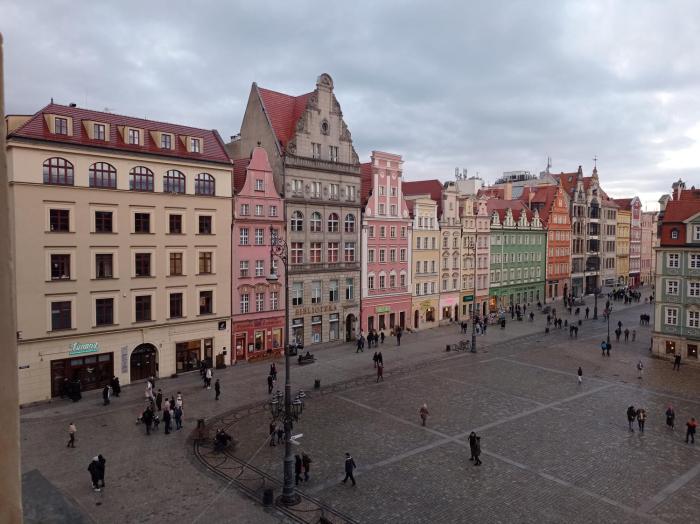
xmin=290 ymin=261 xmax=360 ymax=274
xmin=285 ymin=154 xmax=361 ymax=176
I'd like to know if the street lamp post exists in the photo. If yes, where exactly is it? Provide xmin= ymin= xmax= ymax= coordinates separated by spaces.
xmin=267 ymin=226 xmax=301 ymax=506
xmin=467 ymin=238 xmax=477 ymax=353
xmin=593 ymin=287 xmax=599 ymax=320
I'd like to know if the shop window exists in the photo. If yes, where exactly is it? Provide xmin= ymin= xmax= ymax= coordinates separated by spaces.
xmin=312 ymin=315 xmax=322 ymax=343
xmin=688 ymin=344 xmax=698 ymax=359
xmin=292 ymin=318 xmax=304 ymax=345
xmin=329 ymin=314 xmax=339 ymax=340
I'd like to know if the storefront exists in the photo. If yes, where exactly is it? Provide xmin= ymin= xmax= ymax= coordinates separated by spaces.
xmin=361 ymin=296 xmax=411 ymax=335
xmin=461 ymin=294 xmax=474 ymax=318
xmin=50 ymin=343 xmax=113 ymax=398
xmin=290 ymin=303 xmax=347 ymax=347
xmin=232 ymin=315 xmax=284 ymax=362
xmin=175 ymin=339 xmax=213 ymax=373
xmin=439 ymin=295 xmax=459 ymax=322
xmin=412 ymin=298 xmax=438 ymax=330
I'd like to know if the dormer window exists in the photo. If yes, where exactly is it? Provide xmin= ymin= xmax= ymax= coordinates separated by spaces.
xmin=128 ymin=128 xmax=140 ymax=145
xmin=55 ymin=117 xmax=68 ymax=135
xmin=321 ymin=120 xmax=329 ymax=135
xmin=94 ymin=123 xmax=106 ymax=141
xmin=161 ymin=133 xmax=172 ymax=149
xmin=255 ymin=179 xmax=264 ymax=191
xmin=671 ymin=228 xmax=679 ymax=240
xmin=190 ymin=137 xmax=201 ymax=153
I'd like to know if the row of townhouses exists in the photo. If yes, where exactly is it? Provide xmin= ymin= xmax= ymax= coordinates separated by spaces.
xmin=5 ymin=73 xmax=671 ymax=404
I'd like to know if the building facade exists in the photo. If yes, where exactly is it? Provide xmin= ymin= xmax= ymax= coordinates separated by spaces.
xmin=487 ymin=201 xmax=546 ymax=310
xmin=440 ymin=182 xmax=462 ymax=321
xmin=615 ymin=206 xmax=631 ymax=286
xmin=641 ymin=211 xmax=658 ymax=284
xmin=360 ymin=151 xmax=412 ymax=333
xmin=458 ymin=193 xmax=491 ymax=318
xmin=231 ymin=147 xmax=285 ymax=362
xmin=600 ymin=196 xmax=618 ymax=288
xmin=7 ymin=104 xmax=232 ymax=404
xmin=652 ymin=182 xmax=700 ymax=363
xmin=229 ymin=74 xmax=361 ymax=345
xmin=629 ymin=197 xmax=642 ymax=286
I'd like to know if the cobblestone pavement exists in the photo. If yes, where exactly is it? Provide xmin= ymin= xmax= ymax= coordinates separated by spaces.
xmin=21 ymin=290 xmax=700 ymax=523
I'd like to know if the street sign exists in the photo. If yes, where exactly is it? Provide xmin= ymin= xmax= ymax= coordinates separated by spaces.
xmin=290 ymin=433 xmax=304 ymax=445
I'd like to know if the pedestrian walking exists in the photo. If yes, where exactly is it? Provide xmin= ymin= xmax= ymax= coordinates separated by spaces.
xmin=637 ymin=408 xmax=646 ymax=432
xmin=356 ymin=336 xmax=363 ymax=353
xmin=686 ymin=417 xmax=697 ymax=444
xmin=601 ymin=340 xmax=607 ymax=356
xmin=88 ymin=456 xmax=102 ymax=491
xmin=215 ymin=379 xmax=221 ymax=401
xmin=162 ymin=407 xmax=172 ymax=434
xmin=269 ymin=421 xmax=277 ymax=447
xmin=376 ymin=362 xmax=384 ymax=382
xmin=277 ymin=426 xmax=284 ymax=444
xmin=637 ymin=360 xmax=644 ymax=379
xmin=270 ymin=363 xmax=277 ymax=381
xmin=156 ymin=389 xmax=163 ymax=411
xmin=206 ymin=367 xmax=213 ymax=389
xmin=380 ymin=331 xmax=385 ymax=344
xmin=373 ymin=352 xmax=378 ymax=368
xmin=627 ymin=405 xmax=636 ymax=432
xmin=267 ymin=374 xmax=274 ymax=394
xmin=97 ymin=455 xmax=106 ymax=488
xmin=342 ymin=453 xmax=357 ymax=486
xmin=163 ymin=397 xmax=170 ymax=413
xmin=142 ymin=406 xmax=154 ymax=435
xmin=419 ymin=403 xmax=429 ymax=426
xmin=176 ymin=392 xmax=183 ymax=408
xmin=396 ymin=328 xmax=402 ymax=346
xmin=618 ymin=320 xmax=623 ymax=330
xmin=577 ymin=367 xmax=583 ymax=385
xmin=174 ymin=405 xmax=183 ymax=430
xmin=67 ymin=422 xmax=76 ymax=448
xmin=473 ymin=436 xmax=482 ymax=466
xmin=624 ymin=328 xmax=630 ymax=342
xmin=468 ymin=431 xmax=477 ymax=461
xmin=295 ymin=455 xmax=303 ymax=485
xmin=302 ymin=453 xmax=312 ymax=481
xmin=666 ymin=405 xmax=676 ymax=429
xmin=102 ymin=385 xmax=111 ymax=406
xmin=110 ymin=376 xmax=121 ymax=397
xmin=606 ymin=342 xmax=611 ymax=356
xmin=632 ymin=329 xmax=636 ymax=342
xmin=615 ymin=329 xmax=621 ymax=343
xmin=673 ymin=354 xmax=682 ymax=371
xmin=585 ymin=307 xmax=590 ymax=319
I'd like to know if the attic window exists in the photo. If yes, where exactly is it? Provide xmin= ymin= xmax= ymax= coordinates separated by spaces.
xmin=128 ymin=128 xmax=140 ymax=145
xmin=55 ymin=117 xmax=68 ymax=135
xmin=190 ymin=137 xmax=201 ymax=153
xmin=321 ymin=120 xmax=329 ymax=135
xmin=161 ymin=134 xmax=172 ymax=149
xmin=671 ymin=228 xmax=679 ymax=240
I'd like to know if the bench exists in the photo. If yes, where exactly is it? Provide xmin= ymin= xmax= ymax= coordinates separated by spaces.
xmin=298 ymin=354 xmax=316 ymax=365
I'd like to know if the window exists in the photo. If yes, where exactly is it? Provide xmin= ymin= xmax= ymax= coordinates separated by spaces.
xmin=50 ymin=254 xmax=71 ymax=280
xmin=270 ymin=291 xmax=279 ymax=310
xmin=379 ymin=186 xmax=386 ymax=196
xmin=195 ymin=173 xmax=215 ymax=196
xmin=200 ymin=291 xmax=213 ymax=315
xmin=665 ymin=307 xmax=678 ymax=326
xmin=95 ymin=298 xmax=114 ymax=326
xmin=390 ymin=274 xmax=396 ymax=287
xmin=310 ymin=242 xmax=322 ymax=263
xmin=329 ymin=145 xmax=339 ymax=162
xmin=401 ymin=226 xmax=407 ymax=238
xmin=390 ymin=226 xmax=396 ymax=238
xmin=240 ymin=204 xmax=250 ymax=216
xmin=255 ymin=228 xmax=264 ymax=245
xmin=240 ymin=293 xmax=250 ymax=314
xmin=690 ymin=254 xmax=700 ymax=269
xmin=89 ymin=162 xmax=117 ymax=188
xmin=255 ymin=205 xmax=263 ymax=216
xmin=666 ymin=280 xmax=679 ymax=295
xmin=128 ymin=128 xmax=140 ymax=145
xmin=328 ymin=213 xmax=339 ymax=232
xmin=169 ymin=293 xmax=183 ymax=318
xmin=198 ymin=252 xmax=213 ymax=274
xmin=255 ymin=292 xmax=264 ymax=312
xmin=55 ymin=117 xmax=68 ymax=135
xmin=311 ymin=181 xmax=321 ymax=198
xmin=255 ymin=260 xmax=264 ymax=277
xmin=330 ymin=184 xmax=339 ymax=200
xmin=378 ymin=203 xmax=386 ymax=215
xmin=292 ymin=179 xmax=302 ymax=195
xmin=369 ymin=226 xmax=375 ymax=238
xmin=310 ymin=212 xmax=322 ymax=232
xmin=368 ymin=250 xmax=375 ymax=263
xmin=346 ymin=185 xmax=356 ymax=201
xmin=161 ymin=134 xmax=172 ymax=149
xmin=346 ymin=278 xmax=354 ymax=300
xmin=400 ymin=248 xmax=406 ymax=262
xmin=380 ymin=226 xmax=386 ymax=238
xmin=668 ymin=253 xmax=680 ymax=268
xmin=671 ymin=229 xmax=679 ymax=240
xmin=51 ymin=300 xmax=72 ymax=330
xmin=379 ymin=274 xmax=386 ymax=289
xmin=368 ymin=275 xmax=375 ymax=290
xmin=240 ymin=260 xmax=249 ymax=277
xmin=96 ymin=254 xmax=113 ymax=278
xmin=190 ymin=137 xmax=201 ymax=153
xmin=292 ymin=282 xmax=303 ymax=306
xmin=312 ymin=143 xmax=321 ymax=159
xmin=390 ymin=204 xmax=397 ymax=216
xmin=329 ymin=280 xmax=339 ymax=302
xmin=129 ymin=166 xmax=154 ymax=191
xmin=688 ymin=311 xmax=700 ymax=328
xmin=239 ymin=228 xmax=249 ymax=245
xmin=379 ymin=249 xmax=386 ymax=263
xmin=328 ymin=242 xmax=339 ymax=262
xmin=169 ymin=252 xmax=183 ymax=276
xmin=344 ymin=242 xmax=355 ymax=262
xmin=291 ymin=242 xmax=304 ymax=264
xmin=269 ymin=205 xmax=278 ymax=217
xmin=43 ymin=157 xmax=74 ymax=185
xmin=50 ymin=209 xmax=70 ymax=232
xmin=134 ymin=213 xmax=151 ymax=233
xmin=135 ymin=295 xmax=152 ymax=322
xmin=390 ymin=249 xmax=397 ymax=262
xmin=329 ymin=313 xmax=340 ymax=340
xmin=164 ymin=170 xmax=186 ymax=193
xmin=689 ymin=282 xmax=700 ymax=297
xmin=135 ymin=253 xmax=151 ymax=277
xmin=168 ymin=214 xmax=182 ymax=234
xmin=311 ymin=281 xmax=321 ymax=304
xmin=291 ymin=211 xmax=304 ymax=231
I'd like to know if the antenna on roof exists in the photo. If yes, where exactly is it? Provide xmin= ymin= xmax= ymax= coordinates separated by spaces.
xmin=50 ymin=97 xmax=54 ymax=104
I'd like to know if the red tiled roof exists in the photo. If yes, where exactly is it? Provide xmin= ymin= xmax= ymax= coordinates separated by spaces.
xmin=8 ymin=103 xmax=231 ymax=164
xmin=256 ymin=86 xmax=312 ymax=150
xmin=405 ymin=198 xmax=415 ymax=216
xmin=612 ymin=198 xmax=633 ymax=210
xmin=487 ymin=198 xmax=534 ymax=223
xmin=402 ymin=180 xmax=443 ymax=217
xmin=360 ymin=162 xmax=373 ymax=206
xmin=477 ymin=187 xmax=504 ymax=199
xmin=232 ymin=157 xmax=250 ymax=193
xmin=662 ymin=189 xmax=700 ymax=222
xmin=518 ymin=185 xmax=558 ymax=224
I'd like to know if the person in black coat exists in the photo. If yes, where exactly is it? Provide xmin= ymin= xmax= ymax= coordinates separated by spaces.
xmin=473 ymin=437 xmax=482 ymax=466
xmin=97 ymin=455 xmax=106 ymax=488
xmin=468 ymin=431 xmax=477 ymax=461
xmin=110 ymin=376 xmax=121 ymax=397
xmin=342 ymin=452 xmax=357 ymax=486
xmin=102 ymin=385 xmax=110 ymax=406
xmin=295 ymin=455 xmax=303 ymax=485
xmin=142 ymin=406 xmax=154 ymax=435
xmin=162 ymin=407 xmax=172 ymax=434
xmin=267 ymin=375 xmax=274 ymax=394
xmin=88 ymin=456 xmax=101 ymax=491
xmin=214 ymin=379 xmax=221 ymax=401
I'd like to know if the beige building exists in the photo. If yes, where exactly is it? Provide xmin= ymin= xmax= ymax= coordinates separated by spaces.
xmin=458 ymin=193 xmax=491 ymax=318
xmin=616 ymin=207 xmax=631 ymax=285
xmin=7 ymin=104 xmax=232 ymax=404
xmin=229 ymin=74 xmax=361 ymax=345
xmin=405 ymin=195 xmax=440 ymax=330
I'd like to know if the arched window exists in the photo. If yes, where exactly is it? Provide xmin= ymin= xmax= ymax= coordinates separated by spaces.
xmin=89 ymin=162 xmax=117 ymax=188
xmin=129 ymin=166 xmax=154 ymax=192
xmin=310 ymin=212 xmax=322 ymax=232
xmin=164 ymin=170 xmax=186 ymax=194
xmin=344 ymin=213 xmax=356 ymax=233
xmin=291 ymin=211 xmax=303 ymax=232
xmin=328 ymin=213 xmax=339 ymax=232
xmin=43 ymin=157 xmax=74 ymax=185
xmin=195 ymin=173 xmax=215 ymax=196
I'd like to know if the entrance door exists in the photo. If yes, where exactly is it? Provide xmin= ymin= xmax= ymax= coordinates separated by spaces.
xmin=414 ymin=310 xmax=419 ymax=329
xmin=399 ymin=311 xmax=405 ymax=329
xmin=345 ymin=314 xmax=356 ymax=341
xmin=130 ymin=344 xmax=158 ymax=382
xmin=51 ymin=359 xmax=69 ymax=398
xmin=235 ymin=334 xmax=246 ymax=360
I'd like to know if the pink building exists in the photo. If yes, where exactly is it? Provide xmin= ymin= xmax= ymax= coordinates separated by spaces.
xmin=231 ymin=147 xmax=285 ymax=362
xmin=360 ymin=151 xmax=413 ymax=334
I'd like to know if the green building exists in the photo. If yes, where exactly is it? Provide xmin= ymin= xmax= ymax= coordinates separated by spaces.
xmin=487 ymin=200 xmax=546 ymax=311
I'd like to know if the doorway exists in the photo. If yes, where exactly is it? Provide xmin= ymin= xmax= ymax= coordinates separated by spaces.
xmin=235 ymin=333 xmax=246 ymax=360
xmin=345 ymin=314 xmax=356 ymax=341
xmin=130 ymin=344 xmax=157 ymax=382
xmin=414 ymin=310 xmax=419 ymax=329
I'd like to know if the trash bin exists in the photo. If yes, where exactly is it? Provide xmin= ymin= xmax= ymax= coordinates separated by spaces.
xmin=446 ymin=344 xmax=451 ymax=352
xmin=262 ymin=488 xmax=274 ymax=506
xmin=314 ymin=379 xmax=321 ymax=390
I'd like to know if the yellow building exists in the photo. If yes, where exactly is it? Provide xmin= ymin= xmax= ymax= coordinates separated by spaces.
xmin=616 ymin=207 xmax=631 ymax=285
xmin=405 ymin=195 xmax=440 ymax=331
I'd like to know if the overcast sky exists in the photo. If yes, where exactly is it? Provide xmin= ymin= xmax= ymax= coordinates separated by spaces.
xmin=3 ymin=0 xmax=699 ymax=209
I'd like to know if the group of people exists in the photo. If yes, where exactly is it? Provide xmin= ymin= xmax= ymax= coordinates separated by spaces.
xmin=357 ymin=327 xmax=404 ymax=353
xmin=627 ymin=405 xmax=697 ymax=443
xmin=365 ymin=329 xmax=386 ymax=348
xmin=294 ymin=453 xmax=312 ymax=484
xmin=267 ymin=363 xmax=278 ymax=394
xmin=141 ymin=381 xmax=185 ymax=435
xmin=200 ymin=362 xmax=214 ymax=389
xmin=101 ymin=376 xmax=122 ymax=406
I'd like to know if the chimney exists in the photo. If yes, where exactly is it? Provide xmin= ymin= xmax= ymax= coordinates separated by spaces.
xmin=528 ymin=190 xmax=534 ymax=210
xmin=504 ymin=181 xmax=512 ymax=200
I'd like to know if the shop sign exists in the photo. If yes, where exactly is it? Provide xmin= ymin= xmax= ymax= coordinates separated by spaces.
xmin=440 ymin=296 xmax=458 ymax=307
xmin=18 ymin=364 xmax=30 ymax=369
xmin=69 ymin=342 xmax=99 ymax=356
xmin=462 ymin=295 xmax=474 ymax=302
xmin=420 ymin=300 xmax=433 ymax=308
xmin=375 ymin=306 xmax=391 ymax=313
xmin=218 ymin=321 xmax=227 ymax=331
xmin=294 ymin=304 xmax=337 ymax=316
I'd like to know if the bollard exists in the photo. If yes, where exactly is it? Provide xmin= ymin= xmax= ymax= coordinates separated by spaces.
xmin=262 ymin=488 xmax=274 ymax=506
